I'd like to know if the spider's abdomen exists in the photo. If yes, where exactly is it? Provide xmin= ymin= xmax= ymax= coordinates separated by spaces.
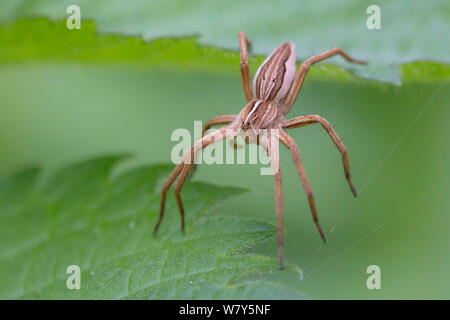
xmin=253 ymin=42 xmax=296 ymax=103
xmin=240 ymin=100 xmax=278 ymax=133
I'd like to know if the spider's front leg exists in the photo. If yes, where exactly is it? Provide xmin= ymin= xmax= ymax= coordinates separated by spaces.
xmin=279 ymin=130 xmax=326 ymax=243
xmin=190 ymin=115 xmax=238 ymax=177
xmin=203 ymin=115 xmax=237 ymax=133
xmin=154 ymin=127 xmax=234 ymax=235
xmin=282 ymin=115 xmax=357 ymax=197
xmin=266 ymin=129 xmax=284 ymax=269
xmin=154 ymin=161 xmax=185 ymax=235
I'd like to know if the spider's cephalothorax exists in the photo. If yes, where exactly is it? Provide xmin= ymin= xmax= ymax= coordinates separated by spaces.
xmin=239 ymin=100 xmax=279 ymax=133
xmin=154 ymin=32 xmax=365 ymax=269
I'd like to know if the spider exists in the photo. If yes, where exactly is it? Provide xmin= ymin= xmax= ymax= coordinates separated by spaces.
xmin=153 ymin=32 xmax=364 ymax=269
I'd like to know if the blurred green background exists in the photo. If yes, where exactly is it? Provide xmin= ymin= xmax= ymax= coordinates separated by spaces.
xmin=1 ymin=0 xmax=449 ymax=299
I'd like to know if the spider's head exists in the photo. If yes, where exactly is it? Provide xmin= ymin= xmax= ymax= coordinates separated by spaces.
xmin=239 ymin=100 xmax=278 ymax=134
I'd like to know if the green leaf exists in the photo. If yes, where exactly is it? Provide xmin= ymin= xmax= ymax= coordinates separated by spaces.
xmin=1 ymin=18 xmax=449 ymax=86
xmin=0 ymin=156 xmax=305 ymax=299
xmin=0 ymin=17 xmax=368 ymax=84
xmin=1 ymin=0 xmax=449 ymax=84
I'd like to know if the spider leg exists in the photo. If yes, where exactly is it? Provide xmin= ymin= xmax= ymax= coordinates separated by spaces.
xmin=238 ymin=31 xmax=253 ymax=102
xmin=280 ymin=48 xmax=365 ymax=115
xmin=173 ymin=164 xmax=193 ymax=234
xmin=203 ymin=115 xmax=237 ymax=133
xmin=190 ymin=115 xmax=238 ymax=178
xmin=282 ymin=115 xmax=357 ymax=197
xmin=266 ymin=129 xmax=284 ymax=269
xmin=203 ymin=115 xmax=239 ymax=150
xmin=154 ymin=127 xmax=233 ymax=235
xmin=154 ymin=161 xmax=185 ymax=235
xmin=279 ymin=130 xmax=326 ymax=243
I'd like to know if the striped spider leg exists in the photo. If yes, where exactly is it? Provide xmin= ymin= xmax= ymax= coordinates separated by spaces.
xmin=154 ymin=126 xmax=237 ymax=235
xmin=281 ymin=115 xmax=357 ymax=197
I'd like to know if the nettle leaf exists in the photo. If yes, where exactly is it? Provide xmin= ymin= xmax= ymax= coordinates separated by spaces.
xmin=0 ymin=18 xmax=369 ymax=85
xmin=1 ymin=0 xmax=449 ymax=84
xmin=1 ymin=18 xmax=449 ymax=86
xmin=0 ymin=156 xmax=305 ymax=299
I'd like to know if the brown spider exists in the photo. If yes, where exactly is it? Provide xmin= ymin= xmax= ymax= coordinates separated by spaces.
xmin=154 ymin=32 xmax=364 ymax=269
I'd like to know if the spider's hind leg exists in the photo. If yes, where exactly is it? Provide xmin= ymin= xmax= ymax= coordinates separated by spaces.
xmin=238 ymin=31 xmax=253 ymax=102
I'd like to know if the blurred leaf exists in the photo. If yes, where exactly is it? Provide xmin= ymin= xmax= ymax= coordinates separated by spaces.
xmin=0 ymin=18 xmax=369 ymax=84
xmin=1 ymin=0 xmax=450 ymax=83
xmin=1 ymin=17 xmax=449 ymax=85
xmin=0 ymin=156 xmax=305 ymax=299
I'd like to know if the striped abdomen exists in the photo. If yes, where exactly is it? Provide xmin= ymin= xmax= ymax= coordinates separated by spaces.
xmin=252 ymin=42 xmax=296 ymax=103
